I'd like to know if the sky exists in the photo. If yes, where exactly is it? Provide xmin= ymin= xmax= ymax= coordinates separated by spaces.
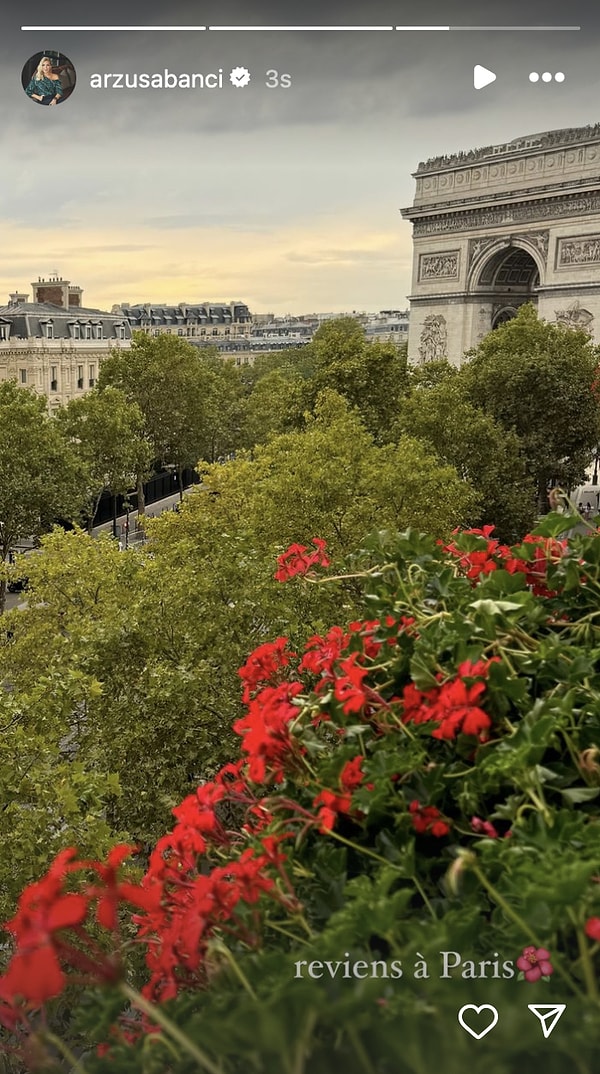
xmin=1 ymin=0 xmax=600 ymax=315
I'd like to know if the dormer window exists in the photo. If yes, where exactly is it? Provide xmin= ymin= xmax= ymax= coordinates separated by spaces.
xmin=44 ymin=322 xmax=54 ymax=339
xmin=70 ymin=322 xmax=80 ymax=339
xmin=83 ymin=323 xmax=92 ymax=340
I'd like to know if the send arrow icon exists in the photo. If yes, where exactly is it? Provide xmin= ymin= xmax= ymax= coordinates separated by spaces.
xmin=474 ymin=64 xmax=497 ymax=89
xmin=528 ymin=1004 xmax=566 ymax=1038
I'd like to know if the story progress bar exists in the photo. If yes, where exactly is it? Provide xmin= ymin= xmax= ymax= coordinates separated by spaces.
xmin=21 ymin=24 xmax=582 ymax=32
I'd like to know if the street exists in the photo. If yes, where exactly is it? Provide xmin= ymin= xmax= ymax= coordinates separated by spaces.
xmin=4 ymin=485 xmax=196 ymax=613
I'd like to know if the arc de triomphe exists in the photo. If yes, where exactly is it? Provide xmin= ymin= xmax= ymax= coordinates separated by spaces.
xmin=402 ymin=125 xmax=600 ymax=364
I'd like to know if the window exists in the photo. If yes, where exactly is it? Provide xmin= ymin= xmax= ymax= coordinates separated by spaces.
xmin=71 ymin=323 xmax=80 ymax=339
xmin=88 ymin=364 xmax=95 ymax=387
xmin=77 ymin=365 xmax=84 ymax=389
xmin=84 ymin=324 xmax=92 ymax=340
xmin=50 ymin=366 xmax=58 ymax=391
xmin=45 ymin=323 xmax=54 ymax=339
xmin=93 ymin=324 xmax=103 ymax=340
xmin=116 ymin=325 xmax=126 ymax=340
xmin=0 ymin=325 xmax=8 ymax=341
xmin=19 ymin=369 xmax=27 ymax=384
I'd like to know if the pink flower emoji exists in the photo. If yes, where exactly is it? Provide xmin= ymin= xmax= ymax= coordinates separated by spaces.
xmin=516 ymin=945 xmax=554 ymax=982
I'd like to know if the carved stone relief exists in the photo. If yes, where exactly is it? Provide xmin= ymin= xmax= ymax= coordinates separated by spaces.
xmin=468 ymin=231 xmax=548 ymax=270
xmin=558 ymin=236 xmax=600 ymax=266
xmin=419 ymin=252 xmax=460 ymax=280
xmin=418 ymin=314 xmax=447 ymax=363
xmin=554 ymin=300 xmax=594 ymax=329
xmin=413 ymin=193 xmax=600 ymax=237
xmin=468 ymin=237 xmax=498 ymax=264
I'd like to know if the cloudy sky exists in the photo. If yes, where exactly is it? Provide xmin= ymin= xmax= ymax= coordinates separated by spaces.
xmin=1 ymin=0 xmax=599 ymax=314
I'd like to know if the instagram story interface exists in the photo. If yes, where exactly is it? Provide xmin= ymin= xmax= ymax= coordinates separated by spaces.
xmin=1 ymin=2 xmax=600 ymax=1072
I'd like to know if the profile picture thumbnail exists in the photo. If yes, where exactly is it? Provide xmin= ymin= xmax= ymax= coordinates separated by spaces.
xmin=22 ymin=51 xmax=76 ymax=106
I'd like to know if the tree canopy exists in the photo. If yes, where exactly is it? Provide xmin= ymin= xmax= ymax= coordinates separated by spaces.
xmin=460 ymin=304 xmax=600 ymax=506
xmin=57 ymin=387 xmax=152 ymax=529
xmin=0 ymin=382 xmax=87 ymax=608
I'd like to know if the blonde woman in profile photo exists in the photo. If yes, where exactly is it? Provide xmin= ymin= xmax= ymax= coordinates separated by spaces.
xmin=26 ymin=56 xmax=63 ymax=105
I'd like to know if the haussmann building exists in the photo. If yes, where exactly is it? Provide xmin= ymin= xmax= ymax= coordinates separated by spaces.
xmin=0 ymin=274 xmax=131 ymax=410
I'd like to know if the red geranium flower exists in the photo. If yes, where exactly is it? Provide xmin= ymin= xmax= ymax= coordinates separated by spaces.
xmin=409 ymin=800 xmax=450 ymax=838
xmin=313 ymin=788 xmax=352 ymax=832
xmin=274 ymin=538 xmax=330 ymax=582
xmin=340 ymin=755 xmax=365 ymax=792
xmin=585 ymin=917 xmax=600 ymax=942
xmin=333 ymin=653 xmax=369 ymax=714
xmin=0 ymin=849 xmax=89 ymax=1006
xmin=238 ymin=637 xmax=296 ymax=703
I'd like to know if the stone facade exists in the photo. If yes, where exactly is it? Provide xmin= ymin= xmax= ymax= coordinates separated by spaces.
xmin=0 ymin=276 xmax=131 ymax=410
xmin=402 ymin=125 xmax=600 ymax=364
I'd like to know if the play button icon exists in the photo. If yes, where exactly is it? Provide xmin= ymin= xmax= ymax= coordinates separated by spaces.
xmin=474 ymin=64 xmax=497 ymax=89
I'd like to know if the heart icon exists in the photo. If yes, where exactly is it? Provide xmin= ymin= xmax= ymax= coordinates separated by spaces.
xmin=457 ymin=1004 xmax=499 ymax=1039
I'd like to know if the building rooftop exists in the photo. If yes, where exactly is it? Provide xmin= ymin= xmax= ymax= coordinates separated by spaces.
xmin=416 ymin=123 xmax=600 ymax=174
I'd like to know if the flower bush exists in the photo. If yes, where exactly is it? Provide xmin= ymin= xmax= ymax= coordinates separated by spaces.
xmin=3 ymin=516 xmax=600 ymax=1073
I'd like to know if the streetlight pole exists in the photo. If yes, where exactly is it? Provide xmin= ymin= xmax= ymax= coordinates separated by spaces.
xmin=123 ymin=501 xmax=131 ymax=549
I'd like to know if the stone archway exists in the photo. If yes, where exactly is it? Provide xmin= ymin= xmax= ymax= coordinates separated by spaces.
xmin=468 ymin=243 xmax=543 ymax=338
xmin=476 ymin=246 xmax=539 ymax=307
xmin=492 ymin=305 xmax=519 ymax=328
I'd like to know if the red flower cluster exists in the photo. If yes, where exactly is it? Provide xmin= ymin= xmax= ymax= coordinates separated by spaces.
xmin=0 ymin=846 xmax=159 ymax=1015
xmin=233 ymin=681 xmax=304 ymax=783
xmin=135 ymin=759 xmax=297 ymax=1002
xmin=238 ymin=637 xmax=296 ymax=703
xmin=442 ymin=526 xmax=566 ymax=596
xmin=409 ymin=800 xmax=450 ymax=838
xmin=139 ymin=844 xmax=282 ymax=1002
xmin=300 ymin=625 xmax=352 ymax=678
xmin=333 ymin=653 xmax=370 ymax=714
xmin=274 ymin=538 xmax=330 ymax=582
xmin=340 ymin=755 xmax=365 ymax=792
xmin=401 ymin=659 xmax=497 ymax=741
xmin=313 ymin=789 xmax=352 ymax=832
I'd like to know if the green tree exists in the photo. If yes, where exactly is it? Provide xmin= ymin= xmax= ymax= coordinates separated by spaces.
xmin=0 ymin=393 xmax=476 ymax=858
xmin=98 ymin=334 xmax=213 ymax=505
xmin=233 ymin=390 xmax=476 ymax=550
xmin=239 ymin=347 xmax=315 ymax=393
xmin=297 ymin=318 xmax=408 ymax=441
xmin=395 ymin=374 xmax=537 ymax=540
xmin=57 ymin=387 xmax=152 ymax=531
xmin=0 ymin=382 xmax=86 ymax=611
xmin=0 ymin=532 xmax=125 ymax=920
xmin=239 ymin=366 xmax=304 ymax=448
xmin=194 ymin=353 xmax=246 ymax=461
xmin=460 ymin=304 xmax=600 ymax=509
